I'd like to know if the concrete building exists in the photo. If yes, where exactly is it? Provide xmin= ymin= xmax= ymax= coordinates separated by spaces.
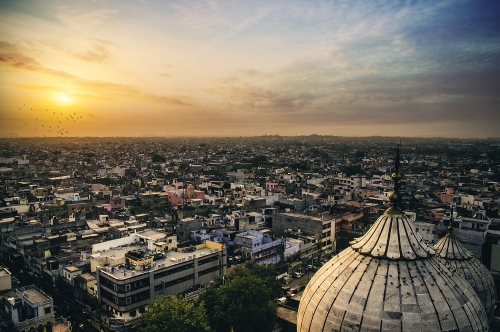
xmin=96 ymin=240 xmax=226 ymax=331
xmin=90 ymin=230 xmax=175 ymax=272
xmin=330 ymin=173 xmax=366 ymax=190
xmin=273 ymin=213 xmax=334 ymax=253
xmin=413 ymin=221 xmax=436 ymax=244
xmin=0 ymin=267 xmax=12 ymax=291
xmin=63 ymin=265 xmax=82 ymax=282
xmin=234 ymin=230 xmax=283 ymax=264
xmin=3 ymin=286 xmax=55 ymax=332
xmin=176 ymin=217 xmax=203 ymax=242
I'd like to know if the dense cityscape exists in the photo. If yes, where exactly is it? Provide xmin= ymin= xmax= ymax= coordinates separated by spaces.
xmin=0 ymin=136 xmax=499 ymax=331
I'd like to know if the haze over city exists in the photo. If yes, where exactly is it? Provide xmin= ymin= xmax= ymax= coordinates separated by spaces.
xmin=1 ymin=0 xmax=499 ymax=138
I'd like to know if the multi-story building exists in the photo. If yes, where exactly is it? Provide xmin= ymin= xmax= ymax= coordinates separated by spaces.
xmin=234 ymin=230 xmax=283 ymax=264
xmin=96 ymin=240 xmax=226 ymax=331
xmin=1 ymin=285 xmax=55 ymax=332
xmin=273 ymin=213 xmax=335 ymax=254
xmin=329 ymin=173 xmax=366 ymax=190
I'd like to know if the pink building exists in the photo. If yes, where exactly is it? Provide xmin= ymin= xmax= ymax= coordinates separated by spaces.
xmin=110 ymin=194 xmax=125 ymax=209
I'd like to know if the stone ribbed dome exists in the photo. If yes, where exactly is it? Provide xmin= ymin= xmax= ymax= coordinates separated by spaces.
xmin=434 ymin=231 xmax=496 ymax=321
xmin=297 ymin=208 xmax=490 ymax=331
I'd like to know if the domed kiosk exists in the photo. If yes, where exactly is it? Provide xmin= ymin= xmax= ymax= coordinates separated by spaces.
xmin=434 ymin=217 xmax=496 ymax=322
xmin=297 ymin=145 xmax=490 ymax=331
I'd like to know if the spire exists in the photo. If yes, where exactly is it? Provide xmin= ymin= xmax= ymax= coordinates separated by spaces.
xmin=388 ymin=142 xmax=402 ymax=211
xmin=447 ymin=204 xmax=455 ymax=236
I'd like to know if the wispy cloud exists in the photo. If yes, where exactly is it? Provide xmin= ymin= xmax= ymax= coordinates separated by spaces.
xmin=0 ymin=42 xmax=191 ymax=107
xmin=69 ymin=40 xmax=114 ymax=63
xmin=55 ymin=8 xmax=118 ymax=32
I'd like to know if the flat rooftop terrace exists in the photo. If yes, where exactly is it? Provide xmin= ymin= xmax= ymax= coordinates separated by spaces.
xmin=99 ymin=245 xmax=219 ymax=280
xmin=17 ymin=286 xmax=51 ymax=304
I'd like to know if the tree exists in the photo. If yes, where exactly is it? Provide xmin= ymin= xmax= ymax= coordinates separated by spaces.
xmin=226 ymin=264 xmax=282 ymax=299
xmin=141 ymin=295 xmax=211 ymax=332
xmin=201 ymin=265 xmax=280 ymax=332
xmin=354 ymin=150 xmax=365 ymax=158
xmin=151 ymin=154 xmax=166 ymax=163
xmin=339 ymin=165 xmax=365 ymax=176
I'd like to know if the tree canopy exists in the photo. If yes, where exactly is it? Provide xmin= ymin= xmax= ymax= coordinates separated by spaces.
xmin=339 ymin=165 xmax=365 ymax=176
xmin=151 ymin=154 xmax=166 ymax=163
xmin=141 ymin=295 xmax=211 ymax=332
xmin=201 ymin=264 xmax=281 ymax=332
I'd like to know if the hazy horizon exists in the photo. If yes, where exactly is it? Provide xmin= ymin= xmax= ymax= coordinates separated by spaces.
xmin=1 ymin=1 xmax=499 ymax=138
xmin=0 ymin=134 xmax=498 ymax=140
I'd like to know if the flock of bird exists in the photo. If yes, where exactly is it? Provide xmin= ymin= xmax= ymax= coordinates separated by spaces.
xmin=21 ymin=104 xmax=93 ymax=137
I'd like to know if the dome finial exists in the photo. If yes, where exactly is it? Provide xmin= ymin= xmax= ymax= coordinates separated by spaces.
xmin=388 ymin=141 xmax=402 ymax=209
xmin=447 ymin=204 xmax=455 ymax=236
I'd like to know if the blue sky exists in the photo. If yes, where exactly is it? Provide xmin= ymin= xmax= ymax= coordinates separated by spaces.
xmin=0 ymin=0 xmax=499 ymax=137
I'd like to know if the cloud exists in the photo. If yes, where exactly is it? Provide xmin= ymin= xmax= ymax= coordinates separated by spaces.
xmin=0 ymin=42 xmax=191 ymax=107
xmin=55 ymin=8 xmax=118 ymax=32
xmin=70 ymin=40 xmax=114 ymax=63
xmin=0 ymin=50 xmax=75 ymax=79
xmin=211 ymin=41 xmax=500 ymax=127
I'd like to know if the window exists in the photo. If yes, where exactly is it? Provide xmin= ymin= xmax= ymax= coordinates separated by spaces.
xmin=45 ymin=307 xmax=51 ymax=315
xmin=125 ymin=285 xmax=131 ymax=292
xmin=139 ymin=307 xmax=146 ymax=314
xmin=198 ymin=265 xmax=219 ymax=276
xmin=114 ymin=297 xmax=118 ymax=304
xmin=126 ymin=297 xmax=131 ymax=304
xmin=113 ymin=284 xmax=118 ymax=291
xmin=130 ymin=310 xmax=136 ymax=317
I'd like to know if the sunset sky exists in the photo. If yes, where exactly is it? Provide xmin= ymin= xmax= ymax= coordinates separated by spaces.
xmin=1 ymin=0 xmax=499 ymax=138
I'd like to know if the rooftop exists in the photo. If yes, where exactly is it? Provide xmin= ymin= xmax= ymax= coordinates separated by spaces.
xmin=0 ymin=268 xmax=11 ymax=277
xmin=17 ymin=286 xmax=52 ymax=305
xmin=75 ymin=273 xmax=96 ymax=282
xmin=99 ymin=245 xmax=219 ymax=281
xmin=63 ymin=266 xmax=80 ymax=273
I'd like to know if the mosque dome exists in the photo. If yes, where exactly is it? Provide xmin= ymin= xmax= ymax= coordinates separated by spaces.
xmin=434 ymin=225 xmax=496 ymax=321
xmin=297 ymin=145 xmax=490 ymax=331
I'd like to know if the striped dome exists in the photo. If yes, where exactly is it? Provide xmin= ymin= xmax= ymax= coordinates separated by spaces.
xmin=434 ymin=231 xmax=496 ymax=321
xmin=297 ymin=207 xmax=490 ymax=331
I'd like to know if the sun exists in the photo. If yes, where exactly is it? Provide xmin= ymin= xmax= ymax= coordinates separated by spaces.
xmin=57 ymin=93 xmax=73 ymax=105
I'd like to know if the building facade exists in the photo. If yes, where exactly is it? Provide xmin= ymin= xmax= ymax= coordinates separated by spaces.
xmin=96 ymin=241 xmax=226 ymax=330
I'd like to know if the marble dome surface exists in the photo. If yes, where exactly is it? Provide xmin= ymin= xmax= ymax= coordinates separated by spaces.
xmin=434 ymin=229 xmax=496 ymax=321
xmin=297 ymin=208 xmax=490 ymax=331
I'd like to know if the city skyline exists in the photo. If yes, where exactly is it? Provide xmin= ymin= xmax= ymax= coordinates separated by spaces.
xmin=1 ymin=0 xmax=499 ymax=138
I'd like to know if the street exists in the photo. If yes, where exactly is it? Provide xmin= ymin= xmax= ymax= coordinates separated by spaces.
xmin=287 ymin=270 xmax=317 ymax=290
